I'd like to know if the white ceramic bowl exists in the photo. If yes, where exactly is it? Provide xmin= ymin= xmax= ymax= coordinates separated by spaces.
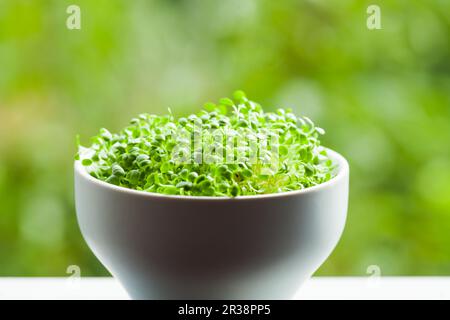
xmin=74 ymin=148 xmax=349 ymax=299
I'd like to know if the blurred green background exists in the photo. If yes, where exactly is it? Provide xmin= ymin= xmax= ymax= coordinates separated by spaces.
xmin=0 ymin=0 xmax=449 ymax=276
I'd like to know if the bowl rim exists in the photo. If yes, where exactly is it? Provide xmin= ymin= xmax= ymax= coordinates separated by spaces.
xmin=74 ymin=147 xmax=349 ymax=201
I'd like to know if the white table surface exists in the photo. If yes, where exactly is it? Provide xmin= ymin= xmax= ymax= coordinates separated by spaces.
xmin=0 ymin=277 xmax=449 ymax=300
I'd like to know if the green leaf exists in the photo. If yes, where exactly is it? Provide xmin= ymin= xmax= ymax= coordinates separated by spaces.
xmin=81 ymin=159 xmax=92 ymax=166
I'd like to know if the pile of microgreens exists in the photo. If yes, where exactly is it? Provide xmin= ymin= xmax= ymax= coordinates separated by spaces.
xmin=76 ymin=91 xmax=334 ymax=197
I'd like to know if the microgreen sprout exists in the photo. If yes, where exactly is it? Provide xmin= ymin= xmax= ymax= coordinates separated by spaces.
xmin=76 ymin=91 xmax=335 ymax=197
